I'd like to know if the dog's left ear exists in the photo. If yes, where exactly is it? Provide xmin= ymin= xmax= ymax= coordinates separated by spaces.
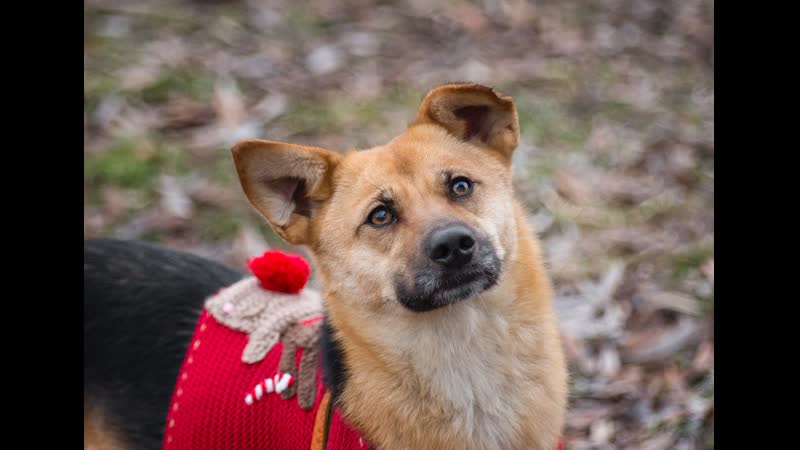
xmin=412 ymin=83 xmax=519 ymax=159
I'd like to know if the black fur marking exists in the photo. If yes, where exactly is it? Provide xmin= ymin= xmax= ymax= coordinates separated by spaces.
xmin=84 ymin=239 xmax=243 ymax=450
xmin=394 ymin=226 xmax=502 ymax=312
xmin=319 ymin=316 xmax=348 ymax=402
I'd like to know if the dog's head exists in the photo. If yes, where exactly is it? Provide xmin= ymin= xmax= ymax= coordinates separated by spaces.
xmin=232 ymin=83 xmax=521 ymax=314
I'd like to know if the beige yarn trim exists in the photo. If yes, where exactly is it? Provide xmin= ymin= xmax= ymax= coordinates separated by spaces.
xmin=205 ymin=276 xmax=324 ymax=364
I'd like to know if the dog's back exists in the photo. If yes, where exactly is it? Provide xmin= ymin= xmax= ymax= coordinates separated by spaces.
xmin=84 ymin=239 xmax=243 ymax=449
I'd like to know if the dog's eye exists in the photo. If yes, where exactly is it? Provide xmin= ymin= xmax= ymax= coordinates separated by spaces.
xmin=367 ymin=206 xmax=396 ymax=227
xmin=450 ymin=177 xmax=473 ymax=198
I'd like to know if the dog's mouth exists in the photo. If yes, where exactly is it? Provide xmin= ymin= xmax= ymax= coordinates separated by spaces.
xmin=394 ymin=254 xmax=502 ymax=313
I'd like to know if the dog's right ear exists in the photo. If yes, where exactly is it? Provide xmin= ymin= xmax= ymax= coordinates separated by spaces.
xmin=231 ymin=140 xmax=341 ymax=245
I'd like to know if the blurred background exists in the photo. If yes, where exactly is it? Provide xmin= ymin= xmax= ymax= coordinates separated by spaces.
xmin=84 ymin=0 xmax=713 ymax=448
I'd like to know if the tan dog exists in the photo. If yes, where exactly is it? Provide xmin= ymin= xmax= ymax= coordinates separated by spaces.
xmin=232 ymin=83 xmax=568 ymax=450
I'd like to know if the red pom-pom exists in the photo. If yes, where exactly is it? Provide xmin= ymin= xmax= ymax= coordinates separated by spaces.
xmin=247 ymin=250 xmax=310 ymax=294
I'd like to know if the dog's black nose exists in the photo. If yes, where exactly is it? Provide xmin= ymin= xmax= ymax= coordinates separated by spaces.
xmin=426 ymin=225 xmax=476 ymax=269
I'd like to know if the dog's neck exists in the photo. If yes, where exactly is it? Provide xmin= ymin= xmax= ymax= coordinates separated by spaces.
xmin=318 ymin=213 xmax=566 ymax=450
xmin=320 ymin=278 xmax=518 ymax=401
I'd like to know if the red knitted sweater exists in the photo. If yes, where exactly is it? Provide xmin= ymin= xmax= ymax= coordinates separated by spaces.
xmin=162 ymin=307 xmax=372 ymax=450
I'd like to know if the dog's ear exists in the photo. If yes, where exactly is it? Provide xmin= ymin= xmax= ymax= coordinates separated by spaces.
xmin=412 ymin=83 xmax=519 ymax=159
xmin=231 ymin=140 xmax=341 ymax=245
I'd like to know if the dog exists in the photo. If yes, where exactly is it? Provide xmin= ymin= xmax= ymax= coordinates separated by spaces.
xmin=84 ymin=83 xmax=567 ymax=450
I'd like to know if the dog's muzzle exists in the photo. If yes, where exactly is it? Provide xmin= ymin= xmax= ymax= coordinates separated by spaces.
xmin=394 ymin=224 xmax=501 ymax=312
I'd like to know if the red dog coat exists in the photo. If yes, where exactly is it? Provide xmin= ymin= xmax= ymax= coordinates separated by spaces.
xmin=162 ymin=251 xmax=371 ymax=450
xmin=162 ymin=308 xmax=370 ymax=450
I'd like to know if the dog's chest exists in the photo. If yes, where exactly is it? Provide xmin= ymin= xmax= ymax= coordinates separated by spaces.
xmin=400 ymin=303 xmax=528 ymax=449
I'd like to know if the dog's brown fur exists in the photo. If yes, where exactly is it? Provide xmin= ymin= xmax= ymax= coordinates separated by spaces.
xmin=233 ymin=83 xmax=567 ymax=450
xmin=84 ymin=402 xmax=126 ymax=450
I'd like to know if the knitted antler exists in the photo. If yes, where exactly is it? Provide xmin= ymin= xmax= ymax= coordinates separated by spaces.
xmin=206 ymin=281 xmax=322 ymax=364
xmin=279 ymin=318 xmax=323 ymax=408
